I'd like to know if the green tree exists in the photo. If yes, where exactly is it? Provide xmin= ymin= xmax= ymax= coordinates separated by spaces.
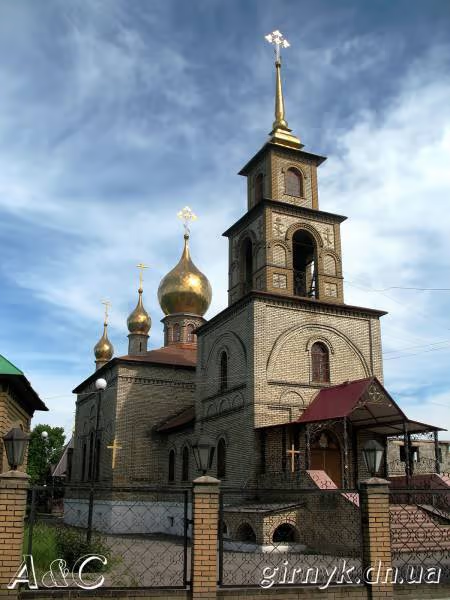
xmin=27 ymin=424 xmax=65 ymax=484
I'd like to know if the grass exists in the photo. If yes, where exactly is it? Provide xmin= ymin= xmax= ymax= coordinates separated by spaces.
xmin=23 ymin=521 xmax=58 ymax=575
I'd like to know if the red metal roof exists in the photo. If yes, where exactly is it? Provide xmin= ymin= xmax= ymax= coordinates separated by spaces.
xmin=157 ymin=406 xmax=195 ymax=432
xmin=297 ymin=378 xmax=375 ymax=423
xmin=119 ymin=345 xmax=197 ymax=368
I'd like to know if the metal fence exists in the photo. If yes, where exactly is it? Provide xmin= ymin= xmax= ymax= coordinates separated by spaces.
xmin=390 ymin=488 xmax=450 ymax=585
xmin=218 ymin=487 xmax=363 ymax=588
xmin=25 ymin=484 xmax=191 ymax=589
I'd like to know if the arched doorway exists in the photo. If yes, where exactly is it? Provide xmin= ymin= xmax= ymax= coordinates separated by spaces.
xmin=310 ymin=431 xmax=342 ymax=487
xmin=292 ymin=230 xmax=317 ymax=298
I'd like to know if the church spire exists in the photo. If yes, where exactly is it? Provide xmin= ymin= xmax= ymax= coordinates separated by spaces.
xmin=265 ymin=30 xmax=302 ymax=149
xmin=127 ymin=264 xmax=151 ymax=356
xmin=94 ymin=300 xmax=114 ymax=370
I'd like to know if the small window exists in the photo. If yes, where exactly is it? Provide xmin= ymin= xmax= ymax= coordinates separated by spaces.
xmin=311 ymin=342 xmax=330 ymax=383
xmin=285 ymin=168 xmax=303 ymax=197
xmin=217 ymin=438 xmax=226 ymax=479
xmin=220 ymin=351 xmax=228 ymax=392
xmin=182 ymin=446 xmax=189 ymax=482
xmin=88 ymin=432 xmax=95 ymax=480
xmin=168 ymin=450 xmax=175 ymax=482
xmin=186 ymin=324 xmax=196 ymax=343
xmin=255 ymin=173 xmax=264 ymax=204
xmin=173 ymin=324 xmax=181 ymax=343
xmin=400 ymin=446 xmax=420 ymax=462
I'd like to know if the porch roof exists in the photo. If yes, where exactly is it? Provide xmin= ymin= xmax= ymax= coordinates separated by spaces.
xmin=295 ymin=377 xmax=444 ymax=435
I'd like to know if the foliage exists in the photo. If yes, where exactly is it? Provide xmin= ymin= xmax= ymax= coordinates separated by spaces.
xmin=27 ymin=424 xmax=65 ymax=484
xmin=55 ymin=527 xmax=110 ymax=572
xmin=23 ymin=522 xmax=58 ymax=575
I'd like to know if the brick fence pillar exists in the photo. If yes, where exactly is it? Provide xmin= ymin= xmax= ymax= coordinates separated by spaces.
xmin=0 ymin=471 xmax=29 ymax=598
xmin=191 ymin=475 xmax=219 ymax=600
xmin=359 ymin=477 xmax=393 ymax=600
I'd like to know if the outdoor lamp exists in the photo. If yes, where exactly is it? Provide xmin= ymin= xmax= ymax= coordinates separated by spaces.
xmin=95 ymin=378 xmax=107 ymax=391
xmin=363 ymin=439 xmax=384 ymax=477
xmin=192 ymin=434 xmax=215 ymax=475
xmin=2 ymin=428 xmax=30 ymax=471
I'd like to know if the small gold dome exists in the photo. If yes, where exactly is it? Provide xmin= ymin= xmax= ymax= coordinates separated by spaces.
xmin=158 ymin=234 xmax=212 ymax=316
xmin=127 ymin=289 xmax=151 ymax=335
xmin=94 ymin=323 xmax=114 ymax=361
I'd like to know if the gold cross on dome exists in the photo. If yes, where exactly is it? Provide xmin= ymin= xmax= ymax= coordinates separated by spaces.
xmin=136 ymin=263 xmax=149 ymax=289
xmin=177 ymin=206 xmax=198 ymax=235
xmin=265 ymin=30 xmax=290 ymax=62
xmin=286 ymin=443 xmax=301 ymax=473
xmin=107 ymin=438 xmax=122 ymax=469
xmin=101 ymin=300 xmax=111 ymax=325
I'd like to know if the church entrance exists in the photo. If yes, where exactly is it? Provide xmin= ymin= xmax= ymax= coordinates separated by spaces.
xmin=310 ymin=431 xmax=342 ymax=487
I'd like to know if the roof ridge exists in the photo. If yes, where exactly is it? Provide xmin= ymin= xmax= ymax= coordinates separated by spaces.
xmin=0 ymin=354 xmax=23 ymax=375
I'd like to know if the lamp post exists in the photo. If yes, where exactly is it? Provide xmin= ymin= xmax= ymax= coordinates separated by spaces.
xmin=2 ymin=428 xmax=30 ymax=471
xmin=362 ymin=439 xmax=384 ymax=478
xmin=192 ymin=434 xmax=215 ymax=476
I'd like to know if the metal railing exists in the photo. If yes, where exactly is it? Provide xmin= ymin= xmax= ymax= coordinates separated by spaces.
xmin=25 ymin=484 xmax=191 ymax=589
xmin=218 ymin=487 xmax=362 ymax=588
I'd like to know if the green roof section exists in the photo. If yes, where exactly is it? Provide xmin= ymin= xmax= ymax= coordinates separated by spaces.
xmin=0 ymin=354 xmax=24 ymax=376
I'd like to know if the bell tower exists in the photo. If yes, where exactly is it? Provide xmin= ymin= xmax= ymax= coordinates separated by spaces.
xmin=224 ymin=31 xmax=345 ymax=306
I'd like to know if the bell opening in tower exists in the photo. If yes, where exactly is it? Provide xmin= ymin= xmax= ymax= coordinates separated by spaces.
xmin=292 ymin=230 xmax=317 ymax=298
xmin=241 ymin=238 xmax=253 ymax=294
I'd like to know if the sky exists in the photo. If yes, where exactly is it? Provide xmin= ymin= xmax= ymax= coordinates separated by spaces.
xmin=1 ymin=0 xmax=450 ymax=438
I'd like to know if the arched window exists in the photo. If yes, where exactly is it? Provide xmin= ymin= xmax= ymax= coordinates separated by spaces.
xmin=219 ymin=352 xmax=228 ymax=392
xmin=217 ymin=438 xmax=227 ymax=478
xmin=173 ymin=324 xmax=181 ymax=343
xmin=285 ymin=168 xmax=303 ymax=197
xmin=182 ymin=446 xmax=189 ymax=482
xmin=272 ymin=523 xmax=299 ymax=543
xmin=255 ymin=173 xmax=264 ymax=204
xmin=186 ymin=324 xmax=196 ymax=343
xmin=241 ymin=238 xmax=253 ymax=293
xmin=94 ymin=437 xmax=101 ymax=482
xmin=168 ymin=449 xmax=175 ymax=482
xmin=292 ymin=229 xmax=317 ymax=298
xmin=236 ymin=523 xmax=256 ymax=543
xmin=311 ymin=342 xmax=330 ymax=383
xmin=81 ymin=442 xmax=87 ymax=481
xmin=88 ymin=432 xmax=94 ymax=480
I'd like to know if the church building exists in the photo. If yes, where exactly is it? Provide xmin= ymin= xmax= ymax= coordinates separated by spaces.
xmin=69 ymin=33 xmax=443 ymax=509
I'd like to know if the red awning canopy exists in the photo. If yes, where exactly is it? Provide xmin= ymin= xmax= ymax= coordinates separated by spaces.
xmin=294 ymin=377 xmax=443 ymax=436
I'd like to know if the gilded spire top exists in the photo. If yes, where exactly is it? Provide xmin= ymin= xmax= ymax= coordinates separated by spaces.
xmin=94 ymin=302 xmax=114 ymax=364
xmin=158 ymin=207 xmax=212 ymax=317
xmin=136 ymin=263 xmax=149 ymax=292
xmin=265 ymin=30 xmax=302 ymax=149
xmin=127 ymin=264 xmax=151 ymax=335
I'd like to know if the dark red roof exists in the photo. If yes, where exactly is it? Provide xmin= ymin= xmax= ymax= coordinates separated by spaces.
xmin=297 ymin=378 xmax=375 ymax=423
xmin=119 ymin=345 xmax=197 ymax=368
xmin=157 ymin=406 xmax=195 ymax=432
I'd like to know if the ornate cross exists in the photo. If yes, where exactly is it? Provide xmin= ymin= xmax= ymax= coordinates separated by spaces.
xmin=286 ymin=443 xmax=301 ymax=473
xmin=136 ymin=263 xmax=149 ymax=289
xmin=107 ymin=438 xmax=122 ymax=469
xmin=101 ymin=300 xmax=111 ymax=324
xmin=177 ymin=206 xmax=197 ymax=235
xmin=265 ymin=30 xmax=290 ymax=63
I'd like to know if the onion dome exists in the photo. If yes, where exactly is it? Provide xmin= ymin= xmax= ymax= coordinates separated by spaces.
xmin=127 ymin=288 xmax=151 ymax=335
xmin=158 ymin=233 xmax=212 ymax=316
xmin=94 ymin=323 xmax=114 ymax=362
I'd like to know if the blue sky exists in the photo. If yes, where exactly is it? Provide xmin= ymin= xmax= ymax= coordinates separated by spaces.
xmin=1 ymin=0 xmax=450 ymax=437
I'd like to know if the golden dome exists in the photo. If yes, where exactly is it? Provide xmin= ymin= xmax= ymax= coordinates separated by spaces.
xmin=158 ymin=233 xmax=212 ymax=316
xmin=127 ymin=289 xmax=151 ymax=335
xmin=94 ymin=323 xmax=114 ymax=361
